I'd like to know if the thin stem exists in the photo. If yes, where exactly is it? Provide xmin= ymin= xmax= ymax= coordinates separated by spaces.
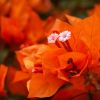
xmin=65 ymin=41 xmax=72 ymax=51
xmin=55 ymin=40 xmax=61 ymax=48
xmin=61 ymin=42 xmax=69 ymax=51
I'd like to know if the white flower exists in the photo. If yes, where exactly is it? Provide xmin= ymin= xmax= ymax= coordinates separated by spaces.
xmin=47 ymin=33 xmax=59 ymax=43
xmin=59 ymin=30 xmax=71 ymax=42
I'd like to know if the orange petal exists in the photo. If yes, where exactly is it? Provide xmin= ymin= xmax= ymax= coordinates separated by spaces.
xmin=57 ymin=52 xmax=89 ymax=81
xmin=0 ymin=0 xmax=11 ymax=15
xmin=16 ymin=44 xmax=49 ymax=71
xmin=49 ymin=19 xmax=72 ymax=33
xmin=42 ymin=48 xmax=66 ymax=71
xmin=70 ymin=76 xmax=86 ymax=91
xmin=1 ymin=16 xmax=24 ymax=45
xmin=72 ymin=14 xmax=100 ymax=69
xmin=16 ymin=51 xmax=26 ymax=71
xmin=27 ymin=73 xmax=64 ymax=98
xmin=58 ymin=52 xmax=87 ymax=70
xmin=29 ymin=0 xmax=52 ymax=13
xmin=23 ymin=11 xmax=44 ymax=43
xmin=73 ymin=39 xmax=90 ymax=54
xmin=73 ymin=14 xmax=100 ymax=53
xmin=65 ymin=14 xmax=82 ymax=25
xmin=6 ymin=67 xmax=29 ymax=96
xmin=12 ymin=71 xmax=31 ymax=83
xmin=88 ymin=4 xmax=100 ymax=17
xmin=0 ymin=65 xmax=8 ymax=95
xmin=52 ymin=88 xmax=88 ymax=100
xmin=11 ymin=0 xmax=30 ymax=29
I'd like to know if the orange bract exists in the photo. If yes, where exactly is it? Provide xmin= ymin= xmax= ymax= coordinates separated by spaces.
xmin=6 ymin=67 xmax=30 ymax=96
xmin=65 ymin=14 xmax=82 ymax=25
xmin=0 ymin=65 xmax=8 ymax=96
xmin=49 ymin=19 xmax=72 ymax=33
xmin=58 ymin=52 xmax=89 ymax=80
xmin=88 ymin=4 xmax=100 ymax=17
xmin=0 ymin=0 xmax=47 ymax=46
xmin=29 ymin=0 xmax=53 ymax=13
xmin=3 ymin=4 xmax=100 ymax=99
xmin=11 ymin=0 xmax=31 ymax=29
xmin=72 ymin=13 xmax=100 ymax=70
xmin=16 ymin=44 xmax=65 ymax=98
xmin=23 ymin=11 xmax=44 ymax=44
xmin=27 ymin=73 xmax=64 ymax=98
xmin=42 ymin=48 xmax=66 ymax=71
xmin=52 ymin=88 xmax=88 ymax=100
xmin=1 ymin=16 xmax=25 ymax=45
xmin=42 ymin=46 xmax=90 ymax=81
xmin=16 ymin=44 xmax=49 ymax=72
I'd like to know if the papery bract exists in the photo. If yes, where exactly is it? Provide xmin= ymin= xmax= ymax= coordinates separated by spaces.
xmin=29 ymin=0 xmax=52 ymax=13
xmin=1 ymin=17 xmax=25 ymax=45
xmin=65 ymin=14 xmax=82 ymax=25
xmin=0 ymin=65 xmax=8 ymax=96
xmin=16 ymin=44 xmax=65 ymax=98
xmin=27 ymin=73 xmax=64 ymax=98
xmin=16 ymin=44 xmax=49 ymax=72
xmin=6 ymin=67 xmax=30 ymax=96
xmin=52 ymin=88 xmax=88 ymax=100
xmin=11 ymin=0 xmax=31 ymax=29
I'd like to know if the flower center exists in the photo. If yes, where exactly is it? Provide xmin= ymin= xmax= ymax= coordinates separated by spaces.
xmin=48 ymin=30 xmax=72 ymax=51
xmin=65 ymin=58 xmax=80 ymax=78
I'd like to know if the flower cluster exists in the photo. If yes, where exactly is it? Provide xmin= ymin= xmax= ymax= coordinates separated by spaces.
xmin=0 ymin=1 xmax=100 ymax=100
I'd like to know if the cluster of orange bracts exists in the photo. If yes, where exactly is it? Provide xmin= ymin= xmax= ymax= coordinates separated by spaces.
xmin=0 ymin=0 xmax=100 ymax=99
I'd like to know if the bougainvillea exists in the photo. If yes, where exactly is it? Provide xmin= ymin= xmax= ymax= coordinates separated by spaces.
xmin=0 ymin=1 xmax=100 ymax=100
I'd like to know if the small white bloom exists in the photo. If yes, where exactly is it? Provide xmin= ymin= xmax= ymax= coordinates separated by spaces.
xmin=47 ymin=33 xmax=59 ymax=43
xmin=59 ymin=30 xmax=71 ymax=42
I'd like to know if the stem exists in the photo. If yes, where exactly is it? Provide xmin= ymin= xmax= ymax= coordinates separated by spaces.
xmin=61 ymin=42 xmax=69 ymax=51
xmin=65 ymin=41 xmax=72 ymax=51
xmin=55 ymin=40 xmax=61 ymax=48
